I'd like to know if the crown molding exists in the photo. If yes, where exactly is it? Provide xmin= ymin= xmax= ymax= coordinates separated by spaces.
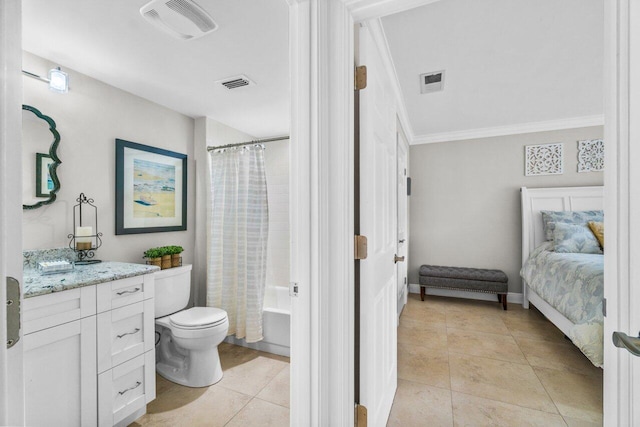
xmin=411 ymin=115 xmax=605 ymax=145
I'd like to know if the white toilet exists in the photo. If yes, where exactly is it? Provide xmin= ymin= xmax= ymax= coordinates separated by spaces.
xmin=154 ymin=264 xmax=229 ymax=388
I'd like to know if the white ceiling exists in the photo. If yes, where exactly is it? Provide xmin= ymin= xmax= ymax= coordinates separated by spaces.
xmin=23 ymin=0 xmax=604 ymax=142
xmin=381 ymin=0 xmax=604 ymax=141
xmin=22 ymin=0 xmax=290 ymax=138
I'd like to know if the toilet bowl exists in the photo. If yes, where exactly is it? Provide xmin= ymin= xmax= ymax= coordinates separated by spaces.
xmin=154 ymin=265 xmax=229 ymax=387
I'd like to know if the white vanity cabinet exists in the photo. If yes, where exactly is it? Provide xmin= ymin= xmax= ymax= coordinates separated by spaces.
xmin=23 ymin=272 xmax=156 ymax=427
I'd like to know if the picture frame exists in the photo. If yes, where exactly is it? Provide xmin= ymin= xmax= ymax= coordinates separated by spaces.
xmin=115 ymin=138 xmax=187 ymax=235
xmin=35 ymin=153 xmax=55 ymax=197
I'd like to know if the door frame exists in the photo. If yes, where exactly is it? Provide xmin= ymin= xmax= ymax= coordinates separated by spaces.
xmin=288 ymin=0 xmax=442 ymax=424
xmin=602 ymin=0 xmax=639 ymax=425
xmin=0 ymin=0 xmax=25 ymax=424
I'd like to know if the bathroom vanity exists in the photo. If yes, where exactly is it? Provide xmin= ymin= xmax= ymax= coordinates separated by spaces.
xmin=22 ymin=261 xmax=159 ymax=427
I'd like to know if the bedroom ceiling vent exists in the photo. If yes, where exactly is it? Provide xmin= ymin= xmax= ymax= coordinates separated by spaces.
xmin=140 ymin=0 xmax=218 ymax=41
xmin=216 ymin=75 xmax=255 ymax=90
xmin=419 ymin=70 xmax=445 ymax=94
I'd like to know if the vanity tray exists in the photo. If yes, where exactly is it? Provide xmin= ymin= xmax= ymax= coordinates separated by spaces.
xmin=37 ymin=260 xmax=74 ymax=275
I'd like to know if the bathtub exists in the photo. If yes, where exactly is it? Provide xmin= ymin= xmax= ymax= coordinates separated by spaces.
xmin=224 ymin=285 xmax=291 ymax=357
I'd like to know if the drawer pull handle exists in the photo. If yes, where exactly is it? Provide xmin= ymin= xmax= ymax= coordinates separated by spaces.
xmin=117 ymin=328 xmax=141 ymax=339
xmin=116 ymin=287 xmax=140 ymax=296
xmin=118 ymin=381 xmax=142 ymax=395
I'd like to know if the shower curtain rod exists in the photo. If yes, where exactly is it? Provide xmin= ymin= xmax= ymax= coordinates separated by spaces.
xmin=207 ymin=136 xmax=290 ymax=151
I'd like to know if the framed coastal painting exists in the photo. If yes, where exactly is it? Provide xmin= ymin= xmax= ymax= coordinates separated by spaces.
xmin=115 ymin=139 xmax=187 ymax=234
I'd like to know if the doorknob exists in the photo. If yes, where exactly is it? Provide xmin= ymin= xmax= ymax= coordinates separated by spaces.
xmin=394 ymin=255 xmax=405 ymax=264
xmin=612 ymin=331 xmax=640 ymax=357
xmin=398 ymin=239 xmax=405 ymax=243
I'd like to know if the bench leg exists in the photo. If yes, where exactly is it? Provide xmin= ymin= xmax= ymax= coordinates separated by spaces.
xmin=420 ymin=286 xmax=425 ymax=301
xmin=500 ymin=294 xmax=507 ymax=310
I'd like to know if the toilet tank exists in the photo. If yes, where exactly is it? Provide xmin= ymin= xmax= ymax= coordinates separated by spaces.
xmin=154 ymin=264 xmax=193 ymax=318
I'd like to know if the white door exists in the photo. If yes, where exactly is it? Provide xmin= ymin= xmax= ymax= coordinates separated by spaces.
xmin=396 ymin=129 xmax=409 ymax=321
xmin=358 ymin=24 xmax=398 ymax=427
xmin=603 ymin=0 xmax=640 ymax=424
xmin=0 ymin=0 xmax=25 ymax=425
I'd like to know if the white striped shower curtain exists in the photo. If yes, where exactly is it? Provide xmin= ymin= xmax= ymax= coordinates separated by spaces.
xmin=207 ymin=145 xmax=268 ymax=343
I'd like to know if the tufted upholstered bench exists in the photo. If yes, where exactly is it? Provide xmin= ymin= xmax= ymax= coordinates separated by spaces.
xmin=419 ymin=265 xmax=509 ymax=310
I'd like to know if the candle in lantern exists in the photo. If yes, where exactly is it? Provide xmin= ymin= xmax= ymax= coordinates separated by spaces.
xmin=76 ymin=226 xmax=93 ymax=250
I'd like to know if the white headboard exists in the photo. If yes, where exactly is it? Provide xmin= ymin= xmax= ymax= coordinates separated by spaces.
xmin=521 ymin=186 xmax=604 ymax=265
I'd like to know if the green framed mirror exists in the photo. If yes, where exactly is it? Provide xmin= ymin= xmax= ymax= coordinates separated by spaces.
xmin=22 ymin=104 xmax=61 ymax=210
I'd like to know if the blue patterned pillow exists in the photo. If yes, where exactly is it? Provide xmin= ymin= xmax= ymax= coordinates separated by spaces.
xmin=541 ymin=210 xmax=604 ymax=241
xmin=553 ymin=222 xmax=603 ymax=254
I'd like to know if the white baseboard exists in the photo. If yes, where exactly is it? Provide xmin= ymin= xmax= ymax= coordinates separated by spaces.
xmin=224 ymin=336 xmax=290 ymax=357
xmin=409 ymin=283 xmax=524 ymax=304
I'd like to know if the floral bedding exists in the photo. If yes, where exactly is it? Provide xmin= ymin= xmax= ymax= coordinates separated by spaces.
xmin=520 ymin=241 xmax=604 ymax=367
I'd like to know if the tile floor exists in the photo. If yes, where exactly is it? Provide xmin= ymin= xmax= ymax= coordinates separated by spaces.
xmin=388 ymin=294 xmax=603 ymax=427
xmin=130 ymin=343 xmax=290 ymax=427
xmin=131 ymin=294 xmax=602 ymax=427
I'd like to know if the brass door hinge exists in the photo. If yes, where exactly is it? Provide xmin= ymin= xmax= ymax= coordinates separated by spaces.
xmin=355 ymin=66 xmax=367 ymax=91
xmin=355 ymin=235 xmax=368 ymax=260
xmin=355 ymin=404 xmax=368 ymax=427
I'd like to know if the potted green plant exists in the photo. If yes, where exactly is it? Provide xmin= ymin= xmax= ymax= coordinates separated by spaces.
xmin=158 ymin=246 xmax=172 ymax=270
xmin=166 ymin=245 xmax=184 ymax=268
xmin=143 ymin=247 xmax=163 ymax=268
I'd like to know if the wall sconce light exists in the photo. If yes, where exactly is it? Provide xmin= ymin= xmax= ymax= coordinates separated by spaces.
xmin=22 ymin=66 xmax=70 ymax=94
xmin=48 ymin=67 xmax=69 ymax=93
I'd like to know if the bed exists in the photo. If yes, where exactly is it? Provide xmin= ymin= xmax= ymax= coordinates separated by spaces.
xmin=520 ymin=186 xmax=604 ymax=367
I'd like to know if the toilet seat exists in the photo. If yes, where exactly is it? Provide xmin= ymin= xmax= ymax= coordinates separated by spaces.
xmin=169 ymin=307 xmax=228 ymax=330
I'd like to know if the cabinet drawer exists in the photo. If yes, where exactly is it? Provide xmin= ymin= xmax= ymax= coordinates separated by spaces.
xmin=98 ymin=351 xmax=156 ymax=427
xmin=24 ymin=286 xmax=96 ymax=334
xmin=97 ymin=274 xmax=154 ymax=313
xmin=98 ymin=299 xmax=154 ymax=373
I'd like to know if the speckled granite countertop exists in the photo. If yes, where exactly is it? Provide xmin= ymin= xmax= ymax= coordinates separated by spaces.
xmin=24 ymin=262 xmax=160 ymax=298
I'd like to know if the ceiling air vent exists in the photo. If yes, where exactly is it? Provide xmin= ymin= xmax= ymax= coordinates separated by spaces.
xmin=419 ymin=70 xmax=445 ymax=94
xmin=216 ymin=75 xmax=255 ymax=90
xmin=140 ymin=0 xmax=218 ymax=41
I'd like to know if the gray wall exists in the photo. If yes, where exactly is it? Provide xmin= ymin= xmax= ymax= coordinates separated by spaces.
xmin=22 ymin=52 xmax=195 ymax=265
xmin=408 ymin=126 xmax=604 ymax=293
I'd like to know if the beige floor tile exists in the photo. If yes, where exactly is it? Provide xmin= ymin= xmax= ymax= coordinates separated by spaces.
xmin=402 ymin=298 xmax=447 ymax=324
xmin=256 ymin=365 xmax=290 ymax=408
xmin=398 ymin=318 xmax=448 ymax=349
xmin=445 ymin=311 xmax=510 ymax=335
xmin=397 ymin=342 xmax=451 ymax=389
xmin=504 ymin=316 xmax=567 ymax=343
xmin=563 ymin=416 xmax=602 ymax=426
xmin=439 ymin=297 xmax=507 ymax=315
xmin=225 ymin=398 xmax=289 ymax=427
xmin=447 ymin=328 xmax=528 ymax=364
xmin=218 ymin=350 xmax=289 ymax=396
xmin=449 ymin=353 xmax=557 ymax=414
xmin=132 ymin=383 xmax=251 ymax=427
xmin=155 ymin=374 xmax=177 ymax=397
xmin=451 ymin=391 xmax=566 ymax=427
xmin=517 ymin=337 xmax=602 ymax=376
xmin=387 ymin=379 xmax=453 ymax=427
xmin=534 ymin=367 xmax=603 ymax=424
